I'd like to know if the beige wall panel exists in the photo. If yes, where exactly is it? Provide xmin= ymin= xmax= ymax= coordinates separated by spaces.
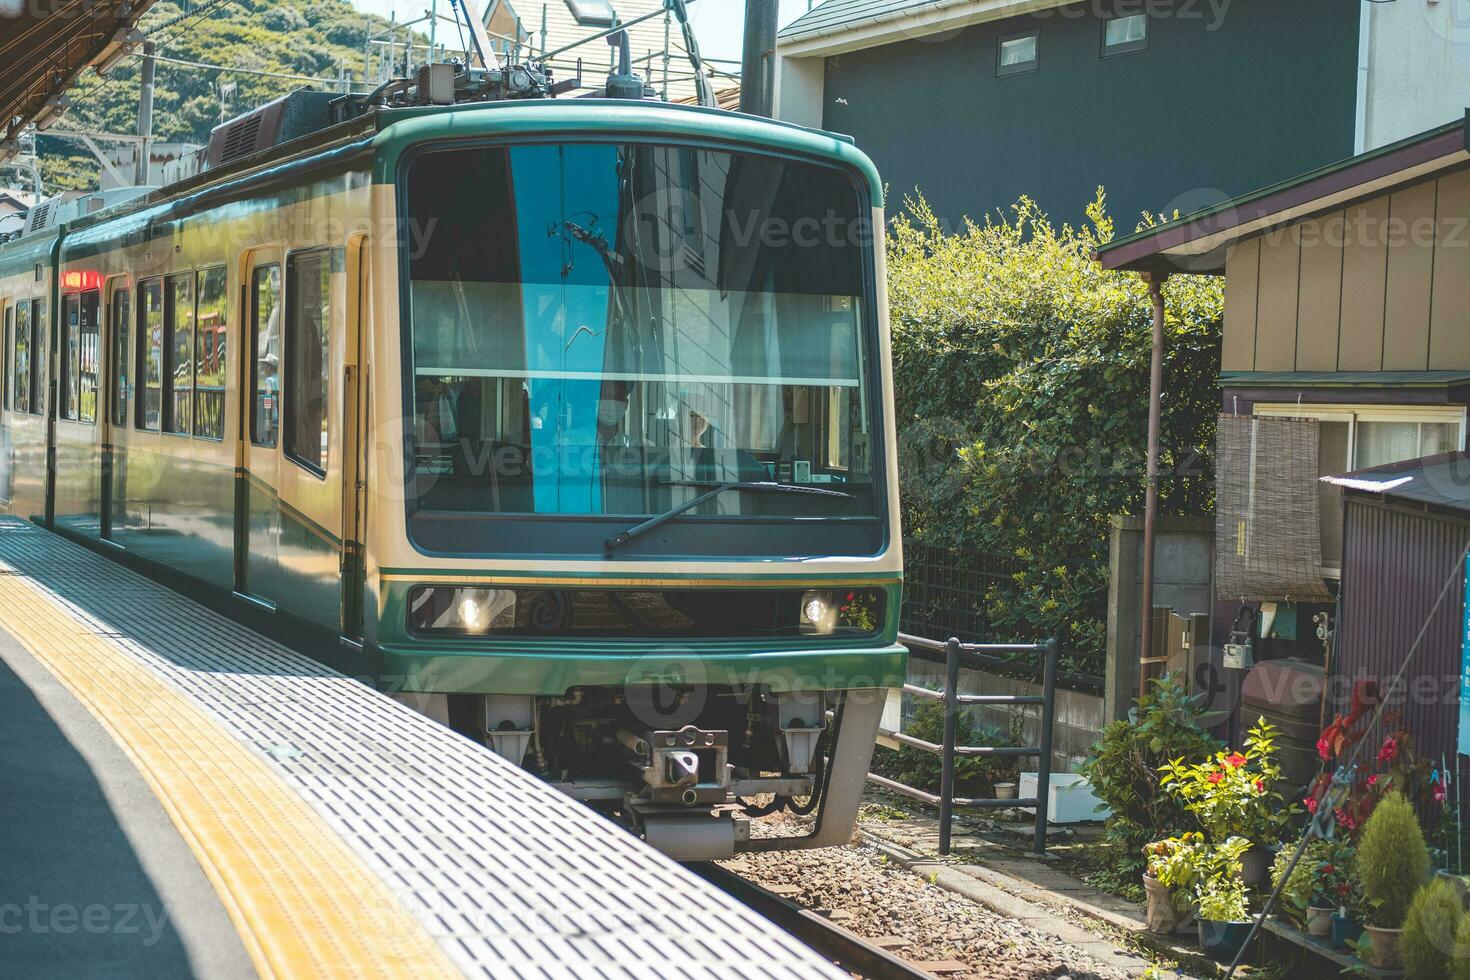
xmin=1294 ymin=214 xmax=1344 ymax=371
xmin=1382 ymin=180 xmax=1437 ymax=370
xmin=1254 ymin=229 xmax=1300 ymax=371
xmin=1222 ymin=239 xmax=1259 ymax=372
xmin=1430 ymin=168 xmax=1470 ymax=369
xmin=1338 ymin=196 xmax=1390 ymax=371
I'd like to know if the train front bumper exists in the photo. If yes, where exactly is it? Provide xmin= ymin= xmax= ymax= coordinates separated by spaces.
xmin=375 ymin=641 xmax=909 ymax=697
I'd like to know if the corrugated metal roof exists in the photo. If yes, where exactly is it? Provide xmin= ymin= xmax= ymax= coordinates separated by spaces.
xmin=1324 ymin=453 xmax=1470 ymax=514
xmin=779 ymin=0 xmax=966 ymax=40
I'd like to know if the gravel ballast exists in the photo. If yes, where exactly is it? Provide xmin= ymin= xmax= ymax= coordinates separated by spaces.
xmin=722 ymin=842 xmax=1138 ymax=979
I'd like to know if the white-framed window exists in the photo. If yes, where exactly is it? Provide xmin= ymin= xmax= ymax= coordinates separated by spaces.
xmin=1102 ymin=13 xmax=1148 ymax=56
xmin=997 ymin=31 xmax=1039 ymax=76
xmin=1253 ymin=403 xmax=1467 ymax=574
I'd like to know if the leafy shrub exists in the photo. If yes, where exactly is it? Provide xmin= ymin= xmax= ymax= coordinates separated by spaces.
xmin=1079 ymin=674 xmax=1220 ymax=882
xmin=1358 ymin=792 xmax=1432 ymax=928
xmin=1269 ymin=840 xmax=1335 ymax=923
xmin=1158 ymin=717 xmax=1299 ymax=845
xmin=872 ymin=701 xmax=1022 ymax=797
xmin=1402 ymin=878 xmax=1468 ymax=980
xmin=886 ymin=192 xmax=1223 ymax=674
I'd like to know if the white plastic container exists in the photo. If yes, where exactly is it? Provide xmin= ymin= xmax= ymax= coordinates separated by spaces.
xmin=1019 ymin=772 xmax=1110 ymax=824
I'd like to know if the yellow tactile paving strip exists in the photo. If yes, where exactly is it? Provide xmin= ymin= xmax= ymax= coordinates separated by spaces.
xmin=0 ymin=570 xmax=460 ymax=980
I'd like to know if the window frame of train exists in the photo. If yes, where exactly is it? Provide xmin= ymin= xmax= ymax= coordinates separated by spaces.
xmin=162 ymin=271 xmax=195 ymax=436
xmin=284 ymin=247 xmax=331 ymax=478
xmin=1101 ymin=11 xmax=1148 ymax=57
xmin=249 ymin=263 xmax=281 ymax=449
xmin=110 ymin=285 xmax=130 ymax=428
xmin=12 ymin=299 xmax=30 ymax=415
xmin=136 ymin=279 xmax=164 ymax=431
xmin=59 ymin=288 xmax=100 ymax=425
xmin=2 ymin=303 xmax=11 ymax=411
xmin=27 ymin=297 xmax=45 ymax=418
xmin=193 ymin=265 xmax=228 ymax=441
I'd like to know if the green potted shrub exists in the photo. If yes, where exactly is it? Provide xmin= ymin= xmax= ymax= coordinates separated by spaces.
xmin=1401 ymin=877 xmax=1469 ymax=980
xmin=1144 ymin=833 xmax=1203 ymax=935
xmin=1158 ymin=717 xmax=1298 ymax=887
xmin=1268 ymin=839 xmax=1348 ymax=937
xmin=1357 ymin=791 xmax=1432 ymax=969
xmin=1192 ymin=836 xmax=1254 ymax=962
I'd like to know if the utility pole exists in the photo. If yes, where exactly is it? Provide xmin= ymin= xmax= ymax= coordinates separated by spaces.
xmin=739 ymin=0 xmax=779 ymax=116
xmin=134 ymin=40 xmax=156 ymax=186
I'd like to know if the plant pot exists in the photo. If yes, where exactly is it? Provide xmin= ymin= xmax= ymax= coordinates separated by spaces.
xmin=1198 ymin=918 xmax=1253 ymax=963
xmin=1363 ymin=924 xmax=1402 ymax=970
xmin=1437 ymin=869 xmax=1470 ymax=908
xmin=993 ymin=782 xmax=1018 ymax=800
xmin=1331 ymin=913 xmax=1362 ymax=949
xmin=1239 ymin=846 xmax=1271 ymax=889
xmin=1305 ymin=905 xmax=1334 ymax=938
xmin=1142 ymin=874 xmax=1194 ymax=935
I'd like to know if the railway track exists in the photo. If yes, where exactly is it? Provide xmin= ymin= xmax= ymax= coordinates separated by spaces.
xmin=691 ymin=862 xmax=938 ymax=980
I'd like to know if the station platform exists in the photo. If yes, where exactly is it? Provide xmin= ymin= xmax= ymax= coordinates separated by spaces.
xmin=0 ymin=518 xmax=843 ymax=979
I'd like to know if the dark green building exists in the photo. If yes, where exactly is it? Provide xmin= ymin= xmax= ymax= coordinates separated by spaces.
xmin=774 ymin=0 xmax=1468 ymax=230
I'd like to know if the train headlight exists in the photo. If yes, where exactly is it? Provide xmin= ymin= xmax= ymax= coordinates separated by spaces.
xmin=800 ymin=591 xmax=838 ymax=635
xmin=409 ymin=587 xmax=517 ymax=634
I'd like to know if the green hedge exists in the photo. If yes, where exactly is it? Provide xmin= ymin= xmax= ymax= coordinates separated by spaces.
xmin=887 ymin=191 xmax=1223 ymax=675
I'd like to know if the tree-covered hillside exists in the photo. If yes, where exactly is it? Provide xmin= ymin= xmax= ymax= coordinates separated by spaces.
xmin=27 ymin=0 xmax=422 ymax=191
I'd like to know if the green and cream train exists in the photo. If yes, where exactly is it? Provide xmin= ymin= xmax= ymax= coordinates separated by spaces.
xmin=0 ymin=70 xmax=904 ymax=859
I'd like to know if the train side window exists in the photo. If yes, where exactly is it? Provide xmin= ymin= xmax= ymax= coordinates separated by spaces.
xmin=163 ymin=272 xmax=194 ymax=435
xmin=79 ymin=290 xmax=99 ymax=424
xmin=284 ymin=250 xmax=329 ymax=474
xmin=29 ymin=298 xmax=45 ymax=417
xmin=12 ymin=300 xmax=28 ymax=415
xmin=137 ymin=280 xmax=163 ymax=430
xmin=61 ymin=293 xmax=80 ymax=420
xmin=3 ymin=304 xmax=11 ymax=411
xmin=250 ymin=265 xmax=281 ymax=448
xmin=194 ymin=266 xmax=227 ymax=440
xmin=111 ymin=287 xmax=130 ymax=427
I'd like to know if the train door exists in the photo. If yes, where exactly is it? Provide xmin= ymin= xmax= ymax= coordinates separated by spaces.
xmin=339 ymin=235 xmax=369 ymax=642
xmin=236 ymin=249 xmax=282 ymax=606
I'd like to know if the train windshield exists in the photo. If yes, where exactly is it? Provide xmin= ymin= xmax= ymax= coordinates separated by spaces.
xmin=403 ymin=142 xmax=880 ymax=538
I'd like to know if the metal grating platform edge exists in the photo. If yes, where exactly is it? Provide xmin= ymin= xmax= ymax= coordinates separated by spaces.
xmin=0 ymin=520 xmax=845 ymax=980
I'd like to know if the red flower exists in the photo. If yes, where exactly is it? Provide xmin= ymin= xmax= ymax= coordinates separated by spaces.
xmin=1435 ymin=782 xmax=1447 ymax=803
xmin=1254 ymin=780 xmax=1264 ymax=794
xmin=1304 ymin=795 xmax=1319 ymax=814
xmin=1208 ymin=770 xmax=1225 ymax=784
xmin=1226 ymin=753 xmax=1247 ymax=768
xmin=1337 ymin=883 xmax=1351 ymax=896
xmin=846 ymin=592 xmax=855 ymax=602
xmin=1366 ymin=774 xmax=1378 ymax=789
xmin=1316 ymin=736 xmax=1332 ymax=762
xmin=1335 ymin=808 xmax=1357 ymax=832
xmin=1378 ymin=736 xmax=1399 ymax=764
xmin=1321 ymin=864 xmax=1335 ymax=875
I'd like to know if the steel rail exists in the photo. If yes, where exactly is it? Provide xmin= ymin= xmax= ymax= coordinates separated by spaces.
xmin=690 ymin=862 xmax=936 ymax=980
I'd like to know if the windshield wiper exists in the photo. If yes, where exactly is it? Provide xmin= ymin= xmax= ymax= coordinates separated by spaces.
xmin=604 ymin=481 xmax=854 ymax=552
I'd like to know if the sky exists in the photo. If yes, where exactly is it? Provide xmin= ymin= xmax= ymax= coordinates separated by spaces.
xmin=347 ymin=0 xmax=814 ymax=64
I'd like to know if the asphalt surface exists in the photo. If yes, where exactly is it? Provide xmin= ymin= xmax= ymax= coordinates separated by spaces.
xmin=0 ymin=624 xmax=254 ymax=979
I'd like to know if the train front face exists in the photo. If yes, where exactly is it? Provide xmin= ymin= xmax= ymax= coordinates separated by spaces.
xmin=369 ymin=104 xmax=904 ymax=859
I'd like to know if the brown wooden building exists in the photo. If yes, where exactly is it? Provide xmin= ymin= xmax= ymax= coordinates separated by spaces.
xmin=1097 ymin=113 xmax=1470 ymax=763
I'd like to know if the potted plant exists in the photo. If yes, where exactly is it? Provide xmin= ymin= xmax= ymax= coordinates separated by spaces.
xmin=1193 ymin=836 xmax=1254 ymax=962
xmin=1143 ymin=833 xmax=1202 ymax=934
xmin=1159 ymin=718 xmax=1298 ymax=887
xmin=1357 ymin=791 xmax=1432 ymax=969
xmin=1269 ymin=839 xmax=1350 ymax=937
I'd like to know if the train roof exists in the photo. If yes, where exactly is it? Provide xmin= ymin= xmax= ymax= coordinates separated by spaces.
xmin=2 ymin=99 xmax=883 ymax=259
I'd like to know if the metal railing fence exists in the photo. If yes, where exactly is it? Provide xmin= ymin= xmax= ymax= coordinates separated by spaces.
xmin=868 ymin=634 xmax=1060 ymax=857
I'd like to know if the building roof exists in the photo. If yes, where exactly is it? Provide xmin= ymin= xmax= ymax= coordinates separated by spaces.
xmin=1 ymin=0 xmax=156 ymax=158
xmin=1095 ymin=112 xmax=1470 ymax=275
xmin=1323 ymin=452 xmax=1470 ymax=516
xmin=778 ymin=0 xmax=1069 ymax=53
xmin=486 ymin=0 xmax=714 ymax=102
